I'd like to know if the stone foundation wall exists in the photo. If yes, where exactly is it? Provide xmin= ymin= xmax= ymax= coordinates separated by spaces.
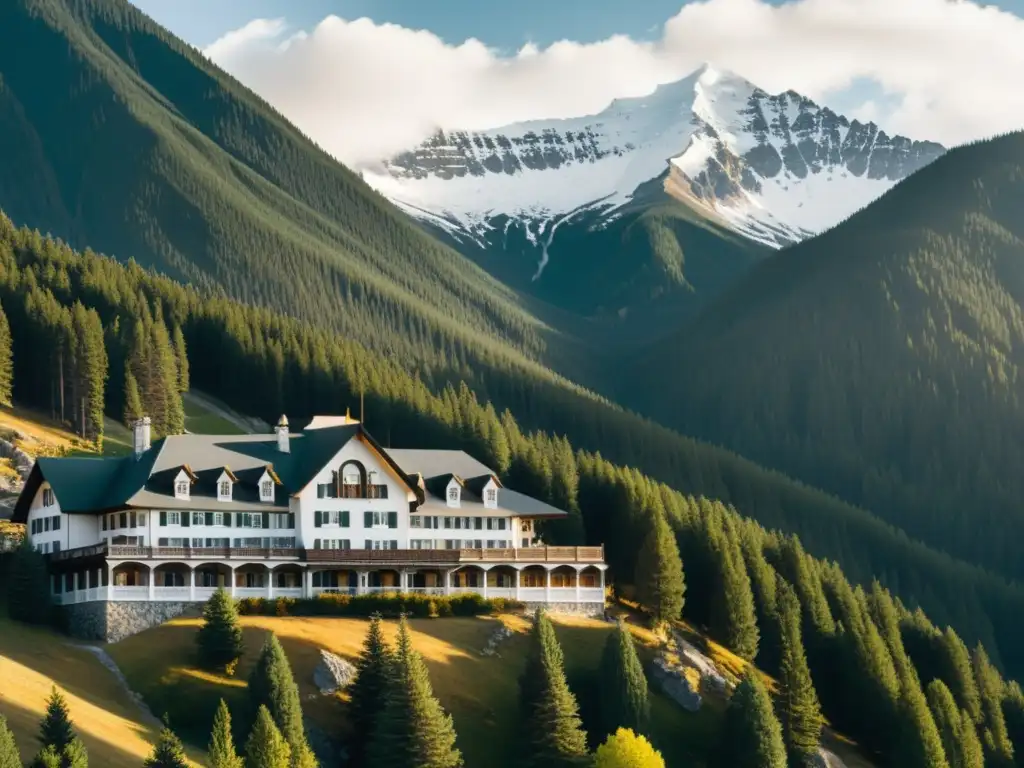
xmin=522 ymin=601 xmax=605 ymax=618
xmin=63 ymin=601 xmax=197 ymax=643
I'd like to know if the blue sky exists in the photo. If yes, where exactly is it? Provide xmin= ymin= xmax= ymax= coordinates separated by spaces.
xmin=130 ymin=0 xmax=1024 ymax=165
xmin=134 ymin=0 xmax=1024 ymax=50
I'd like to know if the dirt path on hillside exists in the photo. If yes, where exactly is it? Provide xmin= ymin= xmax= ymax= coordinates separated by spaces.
xmin=74 ymin=644 xmax=160 ymax=727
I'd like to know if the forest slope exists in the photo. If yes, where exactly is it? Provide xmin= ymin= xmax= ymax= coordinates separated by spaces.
xmin=632 ymin=129 xmax=1024 ymax=583
xmin=0 ymin=0 xmax=590 ymax=384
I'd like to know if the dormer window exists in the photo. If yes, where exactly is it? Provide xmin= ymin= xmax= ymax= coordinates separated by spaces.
xmin=261 ymin=480 xmax=273 ymax=501
xmin=447 ymin=481 xmax=460 ymax=508
xmin=485 ymin=487 xmax=498 ymax=508
xmin=174 ymin=470 xmax=191 ymax=501
xmin=217 ymin=470 xmax=234 ymax=502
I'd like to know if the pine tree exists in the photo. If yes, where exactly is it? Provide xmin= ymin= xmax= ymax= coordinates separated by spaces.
xmin=926 ymin=680 xmax=984 ymax=768
xmin=972 ymin=645 xmax=1014 ymax=767
xmin=598 ymin=621 xmax=649 ymax=739
xmin=38 ymin=687 xmax=74 ymax=755
xmin=196 ymin=588 xmax=244 ymax=674
xmin=33 ymin=746 xmax=61 ymax=768
xmin=0 ymin=715 xmax=21 ymax=768
xmin=1003 ymin=681 xmax=1024 ymax=767
xmin=710 ymin=532 xmax=760 ymax=661
xmin=248 ymin=633 xmax=316 ymax=768
xmin=6 ymin=536 xmax=52 ymax=625
xmin=939 ymin=628 xmax=982 ymax=725
xmin=366 ymin=616 xmax=463 ymax=768
xmin=123 ymin=367 xmax=143 ymax=428
xmin=245 ymin=706 xmax=291 ymax=768
xmin=718 ymin=668 xmax=787 ymax=768
xmin=208 ymin=699 xmax=243 ymax=768
xmin=172 ymin=325 xmax=189 ymax=393
xmin=518 ymin=610 xmax=588 ymax=767
xmin=776 ymin=581 xmax=822 ymax=762
xmin=0 ymin=300 xmax=13 ymax=407
xmin=633 ymin=513 xmax=685 ymax=626
xmin=143 ymin=717 xmax=188 ymax=768
xmin=347 ymin=614 xmax=394 ymax=763
xmin=593 ymin=728 xmax=665 ymax=768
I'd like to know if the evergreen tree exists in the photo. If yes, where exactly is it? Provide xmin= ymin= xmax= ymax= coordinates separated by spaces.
xmin=776 ymin=581 xmax=822 ymax=762
xmin=598 ymin=621 xmax=649 ymax=739
xmin=0 ymin=300 xmax=13 ymax=407
xmin=196 ymin=588 xmax=244 ymax=674
xmin=245 ymin=706 xmax=291 ymax=768
xmin=143 ymin=717 xmax=188 ymax=768
xmin=593 ymin=728 xmax=665 ymax=768
xmin=366 ymin=616 xmax=463 ymax=768
xmin=973 ymin=645 xmax=1014 ymax=767
xmin=0 ymin=715 xmax=21 ymax=768
xmin=926 ymin=680 xmax=984 ymax=768
xmin=33 ymin=746 xmax=61 ymax=768
xmin=6 ymin=536 xmax=52 ymax=625
xmin=248 ymin=634 xmax=316 ymax=768
xmin=710 ymin=531 xmax=760 ymax=661
xmin=208 ymin=699 xmax=243 ymax=768
xmin=1003 ymin=681 xmax=1024 ymax=768
xmin=518 ymin=610 xmax=588 ymax=767
xmin=38 ymin=687 xmax=74 ymax=755
xmin=939 ymin=628 xmax=983 ymax=725
xmin=633 ymin=513 xmax=685 ymax=626
xmin=347 ymin=614 xmax=394 ymax=763
xmin=718 ymin=668 xmax=786 ymax=768
xmin=123 ymin=367 xmax=143 ymax=428
xmin=739 ymin=528 xmax=783 ymax=675
xmin=172 ymin=325 xmax=189 ymax=393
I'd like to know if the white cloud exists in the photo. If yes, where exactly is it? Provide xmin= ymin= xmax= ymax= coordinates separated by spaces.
xmin=203 ymin=0 xmax=1024 ymax=167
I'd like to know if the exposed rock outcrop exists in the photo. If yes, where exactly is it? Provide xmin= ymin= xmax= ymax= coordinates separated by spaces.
xmin=313 ymin=649 xmax=357 ymax=694
xmin=480 ymin=623 xmax=514 ymax=657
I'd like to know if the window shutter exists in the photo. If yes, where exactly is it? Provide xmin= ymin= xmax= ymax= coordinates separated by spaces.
xmin=314 ymin=511 xmax=322 ymax=528
xmin=365 ymin=539 xmax=372 ymax=550
xmin=288 ymin=513 xmax=295 ymax=528
xmin=160 ymin=511 xmax=167 ymax=527
xmin=341 ymin=511 xmax=350 ymax=528
xmin=364 ymin=511 xmax=372 ymax=527
xmin=224 ymin=512 xmax=233 ymax=527
xmin=182 ymin=513 xmax=190 ymax=528
xmin=205 ymin=512 xmax=214 ymax=526
xmin=314 ymin=539 xmax=321 ymax=549
xmin=387 ymin=512 xmax=398 ymax=529
xmin=54 ymin=516 xmax=61 ymax=530
xmin=102 ymin=516 xmax=107 ymax=531
xmin=262 ymin=512 xmax=270 ymax=529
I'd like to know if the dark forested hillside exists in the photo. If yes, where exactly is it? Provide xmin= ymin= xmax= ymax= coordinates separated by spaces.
xmin=0 ymin=0 xmax=597 ymax=386
xmin=7 ymin=211 xmax=1024 ymax=686
xmin=632 ymin=129 xmax=1024 ymax=583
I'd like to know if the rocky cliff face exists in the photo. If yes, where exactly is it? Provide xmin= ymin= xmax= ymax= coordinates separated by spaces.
xmin=367 ymin=65 xmax=945 ymax=255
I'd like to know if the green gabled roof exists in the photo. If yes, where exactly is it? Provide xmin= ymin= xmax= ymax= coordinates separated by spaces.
xmin=13 ymin=422 xmax=423 ymax=521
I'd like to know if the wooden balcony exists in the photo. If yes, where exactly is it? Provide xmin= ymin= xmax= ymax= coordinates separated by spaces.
xmin=48 ymin=543 xmax=605 ymax=566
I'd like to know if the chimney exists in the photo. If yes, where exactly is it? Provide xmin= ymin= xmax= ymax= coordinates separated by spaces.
xmin=275 ymin=414 xmax=290 ymax=453
xmin=133 ymin=416 xmax=151 ymax=458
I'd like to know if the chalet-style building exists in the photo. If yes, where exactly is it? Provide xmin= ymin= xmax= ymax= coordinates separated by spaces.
xmin=13 ymin=414 xmax=606 ymax=637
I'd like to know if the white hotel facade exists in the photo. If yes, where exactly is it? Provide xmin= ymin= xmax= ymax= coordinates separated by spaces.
xmin=14 ymin=415 xmax=606 ymax=624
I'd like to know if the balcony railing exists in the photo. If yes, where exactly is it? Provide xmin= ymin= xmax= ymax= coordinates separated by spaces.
xmin=48 ymin=543 xmax=605 ymax=565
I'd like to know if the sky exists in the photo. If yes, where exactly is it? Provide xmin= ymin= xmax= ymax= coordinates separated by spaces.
xmin=130 ymin=0 xmax=1024 ymax=167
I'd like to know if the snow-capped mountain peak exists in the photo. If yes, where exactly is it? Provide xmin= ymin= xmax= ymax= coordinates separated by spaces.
xmin=363 ymin=64 xmax=945 ymax=260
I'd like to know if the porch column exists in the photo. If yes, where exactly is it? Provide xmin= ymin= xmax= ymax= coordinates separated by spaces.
xmin=358 ymin=570 xmax=368 ymax=595
xmin=267 ymin=569 xmax=275 ymax=601
xmin=600 ymin=567 xmax=605 ymax=592
xmin=106 ymin=563 xmax=114 ymax=601
xmin=575 ymin=565 xmax=581 ymax=604
xmin=229 ymin=565 xmax=237 ymax=599
xmin=444 ymin=569 xmax=452 ymax=596
xmin=514 ymin=568 xmax=520 ymax=601
xmin=95 ymin=567 xmax=102 ymax=601
xmin=303 ymin=569 xmax=313 ymax=598
xmin=189 ymin=567 xmax=196 ymax=602
xmin=482 ymin=567 xmax=488 ymax=600
xmin=147 ymin=565 xmax=155 ymax=601
xmin=545 ymin=567 xmax=550 ymax=604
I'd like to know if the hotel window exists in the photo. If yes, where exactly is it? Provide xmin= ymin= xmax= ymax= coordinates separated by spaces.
xmin=364 ymin=540 xmax=398 ymax=550
xmin=212 ymin=512 xmax=223 ymax=526
xmin=486 ymin=518 xmax=507 ymax=531
xmin=138 ymin=512 xmax=147 ymax=527
xmin=167 ymin=511 xmax=181 ymax=526
xmin=260 ymin=479 xmax=274 ymax=501
xmin=410 ymin=539 xmax=434 ymax=550
xmin=485 ymin=487 xmax=498 ymax=507
xmin=42 ymin=488 xmax=55 ymax=507
xmin=192 ymin=512 xmax=205 ymax=526
xmin=317 ymin=539 xmax=351 ymax=550
xmin=218 ymin=480 xmax=232 ymax=501
xmin=410 ymin=516 xmax=422 ymax=528
xmin=447 ymin=486 xmax=460 ymax=506
xmin=119 ymin=512 xmax=128 ymax=529
xmin=157 ymin=537 xmax=187 ymax=547
xmin=175 ymin=480 xmax=189 ymax=499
